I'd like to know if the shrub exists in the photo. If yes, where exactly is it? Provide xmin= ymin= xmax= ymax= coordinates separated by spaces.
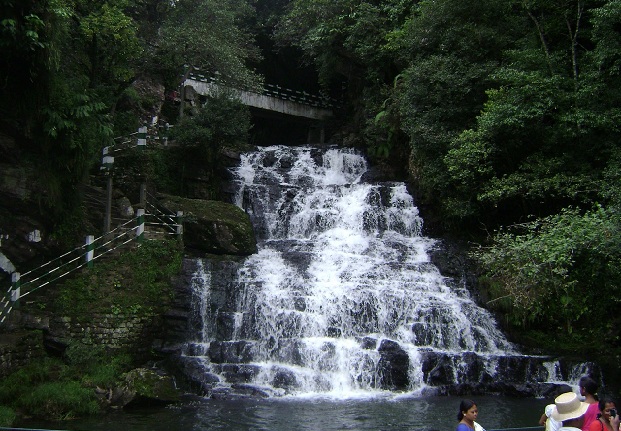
xmin=475 ymin=205 xmax=621 ymax=340
xmin=0 ymin=357 xmax=65 ymax=404
xmin=0 ymin=406 xmax=16 ymax=427
xmin=16 ymin=381 xmax=100 ymax=420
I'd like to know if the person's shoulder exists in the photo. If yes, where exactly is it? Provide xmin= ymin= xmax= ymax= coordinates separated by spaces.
xmin=586 ymin=419 xmax=602 ymax=431
xmin=456 ymin=423 xmax=471 ymax=431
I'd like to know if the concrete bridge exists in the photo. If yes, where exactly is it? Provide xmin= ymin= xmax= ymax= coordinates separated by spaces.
xmin=183 ymin=74 xmax=334 ymax=121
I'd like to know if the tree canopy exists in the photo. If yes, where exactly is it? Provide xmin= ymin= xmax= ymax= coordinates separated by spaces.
xmin=274 ymin=0 xmax=621 ymax=352
xmin=2 ymin=0 xmax=621 ymax=355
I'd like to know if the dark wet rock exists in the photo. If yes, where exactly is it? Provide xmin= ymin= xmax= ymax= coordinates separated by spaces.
xmin=172 ymin=356 xmax=220 ymax=395
xmin=97 ymin=367 xmax=182 ymax=409
xmin=230 ymin=384 xmax=271 ymax=398
xmin=377 ymin=339 xmax=410 ymax=390
xmin=213 ymin=363 xmax=261 ymax=383
xmin=272 ymin=367 xmax=299 ymax=390
xmin=359 ymin=337 xmax=377 ymax=350
xmin=208 ymin=340 xmax=254 ymax=363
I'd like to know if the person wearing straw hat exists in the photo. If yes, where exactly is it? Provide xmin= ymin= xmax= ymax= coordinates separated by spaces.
xmin=552 ymin=392 xmax=591 ymax=431
xmin=540 ymin=403 xmax=562 ymax=431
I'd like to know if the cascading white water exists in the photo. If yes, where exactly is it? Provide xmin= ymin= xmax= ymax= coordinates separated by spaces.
xmin=182 ymin=145 xmax=594 ymax=398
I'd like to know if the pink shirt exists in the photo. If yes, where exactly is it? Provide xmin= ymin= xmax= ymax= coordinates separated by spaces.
xmin=582 ymin=403 xmax=599 ymax=431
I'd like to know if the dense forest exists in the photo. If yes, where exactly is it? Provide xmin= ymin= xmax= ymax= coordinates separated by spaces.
xmin=2 ymin=0 xmax=621 ymax=360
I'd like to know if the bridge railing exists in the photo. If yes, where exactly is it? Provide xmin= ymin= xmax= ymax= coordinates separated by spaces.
xmin=188 ymin=72 xmax=338 ymax=109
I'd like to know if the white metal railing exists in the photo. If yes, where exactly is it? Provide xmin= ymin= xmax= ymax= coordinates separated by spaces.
xmin=144 ymin=191 xmax=183 ymax=238
xmin=0 ymin=194 xmax=182 ymax=325
xmin=187 ymin=72 xmax=338 ymax=109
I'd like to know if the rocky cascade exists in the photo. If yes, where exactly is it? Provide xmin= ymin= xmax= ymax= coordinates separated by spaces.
xmin=168 ymin=145 xmax=597 ymax=399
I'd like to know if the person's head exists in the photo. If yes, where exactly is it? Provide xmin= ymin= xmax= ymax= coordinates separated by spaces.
xmin=552 ymin=392 xmax=589 ymax=428
xmin=598 ymin=397 xmax=617 ymax=422
xmin=579 ymin=376 xmax=599 ymax=397
xmin=457 ymin=399 xmax=478 ymax=422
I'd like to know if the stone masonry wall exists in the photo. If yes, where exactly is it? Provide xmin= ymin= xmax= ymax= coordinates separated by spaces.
xmin=0 ymin=330 xmax=47 ymax=378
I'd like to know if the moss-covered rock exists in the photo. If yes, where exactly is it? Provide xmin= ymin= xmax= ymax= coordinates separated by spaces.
xmin=100 ymin=367 xmax=181 ymax=408
xmin=159 ymin=195 xmax=257 ymax=256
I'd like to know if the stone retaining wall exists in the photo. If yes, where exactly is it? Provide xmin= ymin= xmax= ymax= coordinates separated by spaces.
xmin=44 ymin=312 xmax=165 ymax=361
xmin=0 ymin=330 xmax=46 ymax=378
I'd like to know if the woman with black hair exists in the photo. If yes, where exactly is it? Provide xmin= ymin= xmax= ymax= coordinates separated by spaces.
xmin=586 ymin=397 xmax=620 ymax=431
xmin=457 ymin=400 xmax=485 ymax=431
xmin=580 ymin=376 xmax=600 ymax=431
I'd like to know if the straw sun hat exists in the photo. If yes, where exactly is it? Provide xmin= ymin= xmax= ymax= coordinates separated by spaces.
xmin=551 ymin=392 xmax=589 ymax=422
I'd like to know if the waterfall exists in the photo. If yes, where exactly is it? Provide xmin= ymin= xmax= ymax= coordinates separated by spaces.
xmin=180 ymin=145 xmax=596 ymax=398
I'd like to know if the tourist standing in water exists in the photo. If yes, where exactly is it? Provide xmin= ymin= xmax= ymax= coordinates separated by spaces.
xmin=580 ymin=376 xmax=600 ymax=431
xmin=457 ymin=400 xmax=486 ymax=431
xmin=587 ymin=398 xmax=621 ymax=431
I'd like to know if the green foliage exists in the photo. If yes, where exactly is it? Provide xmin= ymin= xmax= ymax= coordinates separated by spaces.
xmin=396 ymin=0 xmax=523 ymax=222
xmin=65 ymin=343 xmax=132 ymax=388
xmin=0 ymin=358 xmax=65 ymax=404
xmin=0 ymin=356 xmax=103 ymax=420
xmin=16 ymin=381 xmax=99 ymax=420
xmin=79 ymin=2 xmax=142 ymax=85
xmin=55 ymin=239 xmax=182 ymax=319
xmin=48 ymin=203 xmax=91 ymax=249
xmin=157 ymin=0 xmax=262 ymax=88
xmin=0 ymin=342 xmax=140 ymax=421
xmin=168 ymin=92 xmax=251 ymax=197
xmin=475 ymin=206 xmax=621 ymax=337
xmin=275 ymin=0 xmax=413 ymax=85
xmin=0 ymin=405 xmax=16 ymax=427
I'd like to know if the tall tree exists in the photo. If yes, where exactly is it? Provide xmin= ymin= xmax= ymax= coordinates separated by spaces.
xmin=396 ymin=0 xmax=525 ymax=227
xmin=274 ymin=0 xmax=414 ymax=167
xmin=443 ymin=0 xmax=614 ymax=225
xmin=157 ymin=0 xmax=262 ymax=117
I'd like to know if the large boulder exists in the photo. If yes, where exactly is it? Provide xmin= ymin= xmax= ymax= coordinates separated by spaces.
xmin=158 ymin=195 xmax=257 ymax=256
xmin=98 ymin=367 xmax=181 ymax=408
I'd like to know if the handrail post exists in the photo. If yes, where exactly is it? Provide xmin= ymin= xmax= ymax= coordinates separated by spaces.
xmin=137 ymin=126 xmax=147 ymax=149
xmin=102 ymin=147 xmax=114 ymax=235
xmin=10 ymin=272 xmax=20 ymax=308
xmin=140 ymin=183 xmax=147 ymax=209
xmin=160 ymin=123 xmax=170 ymax=146
xmin=176 ymin=211 xmax=184 ymax=239
xmin=86 ymin=235 xmax=95 ymax=268
xmin=136 ymin=209 xmax=145 ymax=242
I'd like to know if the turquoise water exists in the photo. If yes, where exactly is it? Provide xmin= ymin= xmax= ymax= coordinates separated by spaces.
xmin=17 ymin=395 xmax=550 ymax=431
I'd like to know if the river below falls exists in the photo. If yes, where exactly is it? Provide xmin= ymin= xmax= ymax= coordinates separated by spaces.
xmin=17 ymin=395 xmax=550 ymax=431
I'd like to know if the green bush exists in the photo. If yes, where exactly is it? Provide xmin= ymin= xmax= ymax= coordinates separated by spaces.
xmin=0 ymin=357 xmax=100 ymax=420
xmin=54 ymin=239 xmax=182 ymax=319
xmin=0 ymin=405 xmax=16 ymax=427
xmin=81 ymin=355 xmax=132 ymax=388
xmin=475 ymin=205 xmax=621 ymax=343
xmin=64 ymin=342 xmax=133 ymax=388
xmin=0 ymin=357 xmax=65 ymax=404
xmin=16 ymin=381 xmax=100 ymax=420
